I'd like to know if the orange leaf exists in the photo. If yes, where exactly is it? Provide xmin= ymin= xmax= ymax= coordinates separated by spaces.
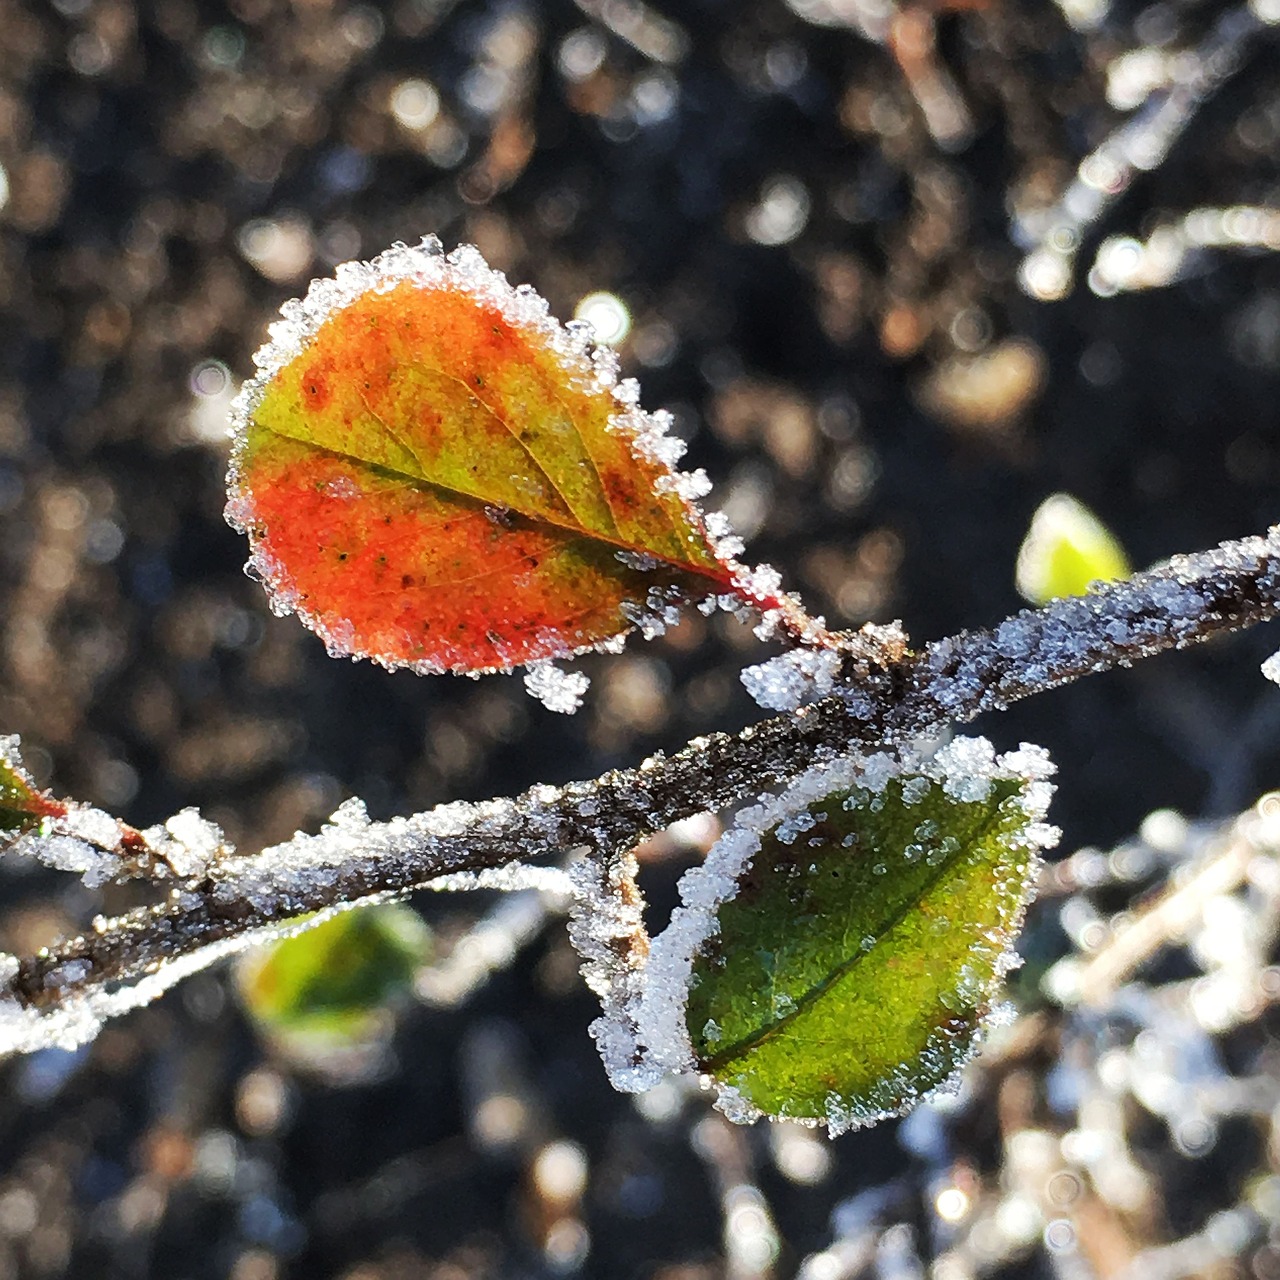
xmin=226 ymin=240 xmax=776 ymax=677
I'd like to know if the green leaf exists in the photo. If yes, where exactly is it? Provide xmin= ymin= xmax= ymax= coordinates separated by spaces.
xmin=0 ymin=736 xmax=66 ymax=839
xmin=239 ymin=903 xmax=432 ymax=1043
xmin=681 ymin=741 xmax=1055 ymax=1131
xmin=1015 ymin=492 xmax=1131 ymax=605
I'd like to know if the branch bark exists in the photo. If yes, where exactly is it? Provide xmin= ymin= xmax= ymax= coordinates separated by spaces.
xmin=3 ymin=525 xmax=1278 ymax=1053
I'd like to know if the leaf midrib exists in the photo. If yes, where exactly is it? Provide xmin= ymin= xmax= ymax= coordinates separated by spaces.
xmin=697 ymin=792 xmax=1019 ymax=1073
xmin=253 ymin=427 xmax=735 ymax=591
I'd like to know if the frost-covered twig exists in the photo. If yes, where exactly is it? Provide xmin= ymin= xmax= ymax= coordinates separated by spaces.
xmin=3 ymin=523 xmax=1279 ymax=1054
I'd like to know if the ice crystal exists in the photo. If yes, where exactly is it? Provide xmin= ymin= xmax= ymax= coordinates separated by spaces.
xmin=140 ymin=809 xmax=227 ymax=879
xmin=523 ymin=662 xmax=591 ymax=715
xmin=740 ymin=647 xmax=842 ymax=712
xmin=7 ymin=801 xmax=139 ymax=889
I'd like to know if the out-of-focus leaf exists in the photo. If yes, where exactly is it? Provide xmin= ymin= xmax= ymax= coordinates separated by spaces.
xmin=686 ymin=761 xmax=1049 ymax=1129
xmin=0 ymin=736 xmax=66 ymax=840
xmin=227 ymin=241 xmax=762 ymax=678
xmin=1015 ymin=492 xmax=1131 ymax=604
xmin=239 ymin=903 xmax=431 ymax=1044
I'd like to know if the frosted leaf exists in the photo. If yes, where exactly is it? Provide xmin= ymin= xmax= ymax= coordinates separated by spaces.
xmin=523 ymin=662 xmax=590 ymax=714
xmin=228 ymin=234 xmax=828 ymax=676
xmin=626 ymin=737 xmax=1057 ymax=1128
xmin=1263 ymin=650 xmax=1280 ymax=685
xmin=1 ymin=738 xmax=74 ymax=857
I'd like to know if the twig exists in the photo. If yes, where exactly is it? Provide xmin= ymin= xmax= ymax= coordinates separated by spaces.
xmin=3 ymin=524 xmax=1279 ymax=1053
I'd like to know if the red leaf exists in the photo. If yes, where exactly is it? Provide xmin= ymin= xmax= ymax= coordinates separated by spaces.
xmin=226 ymin=239 xmax=788 ymax=676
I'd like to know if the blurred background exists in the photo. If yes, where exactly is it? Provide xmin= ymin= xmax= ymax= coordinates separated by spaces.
xmin=2 ymin=0 xmax=1280 ymax=1276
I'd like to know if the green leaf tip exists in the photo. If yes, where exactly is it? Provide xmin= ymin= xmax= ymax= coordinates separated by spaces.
xmin=1015 ymin=492 xmax=1131 ymax=605
xmin=629 ymin=738 xmax=1058 ymax=1134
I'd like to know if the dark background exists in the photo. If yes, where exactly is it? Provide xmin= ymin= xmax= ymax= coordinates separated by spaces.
xmin=0 ymin=0 xmax=1279 ymax=1276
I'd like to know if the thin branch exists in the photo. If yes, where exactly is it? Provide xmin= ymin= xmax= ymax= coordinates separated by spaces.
xmin=3 ymin=524 xmax=1279 ymax=1052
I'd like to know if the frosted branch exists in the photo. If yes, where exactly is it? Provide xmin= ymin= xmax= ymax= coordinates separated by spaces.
xmin=3 ymin=523 xmax=1279 ymax=1054
xmin=1017 ymin=5 xmax=1267 ymax=301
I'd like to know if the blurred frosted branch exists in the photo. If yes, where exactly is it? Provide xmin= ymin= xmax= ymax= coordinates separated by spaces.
xmin=2 ymin=523 xmax=1280 ymax=1056
xmin=1018 ymin=5 xmax=1273 ymax=301
xmin=1087 ymin=205 xmax=1280 ymax=295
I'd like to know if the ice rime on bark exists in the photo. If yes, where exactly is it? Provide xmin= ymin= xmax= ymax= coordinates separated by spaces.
xmin=0 ymin=903 xmax=375 ymax=1056
xmin=3 ymin=747 xmax=227 ymax=889
xmin=567 ymin=847 xmax=655 ymax=1093
xmin=0 ymin=793 xmax=574 ymax=1056
xmin=4 ymin=522 xmax=1279 ymax=1061
xmin=589 ymin=737 xmax=1057 ymax=1131
xmin=741 ymin=648 xmax=843 ymax=711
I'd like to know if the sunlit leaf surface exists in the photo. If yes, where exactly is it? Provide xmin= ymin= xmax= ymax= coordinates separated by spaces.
xmin=227 ymin=241 xmax=750 ymax=676
xmin=687 ymin=763 xmax=1047 ymax=1128
xmin=1015 ymin=492 xmax=1131 ymax=604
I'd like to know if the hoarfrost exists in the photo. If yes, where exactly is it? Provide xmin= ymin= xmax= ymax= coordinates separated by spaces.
xmin=426 ymin=863 xmax=575 ymax=895
xmin=10 ymin=832 xmax=113 ymax=888
xmin=1263 ymin=650 xmax=1280 ymax=685
xmin=567 ymin=849 xmax=658 ymax=1094
xmin=741 ymin=648 xmax=842 ymax=711
xmin=523 ymin=661 xmax=590 ymax=714
xmin=0 ymin=783 xmax=585 ymax=1057
xmin=0 ymin=905 xmax=370 ymax=1057
xmin=703 ymin=511 xmax=745 ymax=561
xmin=140 ymin=809 xmax=227 ymax=879
xmin=9 ymin=802 xmax=132 ymax=889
